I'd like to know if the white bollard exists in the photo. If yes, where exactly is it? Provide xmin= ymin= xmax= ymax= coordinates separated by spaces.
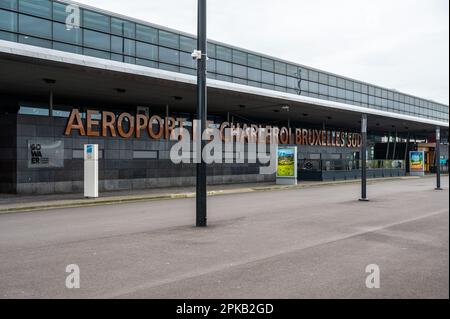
xmin=84 ymin=144 xmax=98 ymax=198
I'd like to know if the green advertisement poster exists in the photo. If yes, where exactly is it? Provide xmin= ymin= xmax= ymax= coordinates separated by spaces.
xmin=277 ymin=148 xmax=296 ymax=177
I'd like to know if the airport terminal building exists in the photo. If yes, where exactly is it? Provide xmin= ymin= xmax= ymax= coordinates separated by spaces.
xmin=0 ymin=0 xmax=448 ymax=194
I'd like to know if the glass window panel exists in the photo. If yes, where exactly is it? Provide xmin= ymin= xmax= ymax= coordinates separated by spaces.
xmin=319 ymin=84 xmax=328 ymax=95
xmin=53 ymin=42 xmax=82 ymax=54
xmin=180 ymin=36 xmax=196 ymax=52
xmin=299 ymin=67 xmax=308 ymax=79
xmin=275 ymin=86 xmax=286 ymax=93
xmin=159 ymin=30 xmax=179 ymax=49
xmin=111 ymin=36 xmax=135 ymax=56
xmin=136 ymin=41 xmax=158 ymax=60
xmin=287 ymin=77 xmax=298 ymax=89
xmin=337 ymin=88 xmax=345 ymax=99
xmin=0 ymin=9 xmax=16 ymax=32
xmin=318 ymin=73 xmax=328 ymax=84
xmin=369 ymin=86 xmax=375 ymax=96
xmin=261 ymin=83 xmax=274 ymax=90
xmin=19 ymin=14 xmax=51 ymax=39
xmin=287 ymin=64 xmax=298 ymax=77
xmin=261 ymin=58 xmax=274 ymax=72
xmin=83 ymin=10 xmax=110 ymax=33
xmin=354 ymin=92 xmax=361 ymax=102
xmin=248 ymin=54 xmax=261 ymax=69
xmin=262 ymin=71 xmax=274 ymax=84
xmin=309 ymin=70 xmax=319 ymax=82
xmin=233 ymin=77 xmax=247 ymax=85
xmin=354 ymin=82 xmax=361 ymax=92
xmin=337 ymin=77 xmax=345 ymax=88
xmin=329 ymin=86 xmax=337 ymax=97
xmin=19 ymin=0 xmax=51 ymax=18
xmin=83 ymin=47 xmax=110 ymax=59
xmin=0 ymin=30 xmax=16 ymax=41
xmin=329 ymin=75 xmax=337 ymax=87
xmin=216 ymin=74 xmax=231 ymax=82
xmin=232 ymin=64 xmax=247 ymax=78
xmin=111 ymin=18 xmax=135 ymax=38
xmin=159 ymin=47 xmax=179 ymax=65
xmin=53 ymin=22 xmax=82 ymax=45
xmin=83 ymin=29 xmax=110 ymax=51
xmin=382 ymin=90 xmax=388 ymax=99
xmin=275 ymin=74 xmax=287 ymax=87
xmin=345 ymin=90 xmax=354 ymax=100
xmin=248 ymin=67 xmax=261 ymax=82
xmin=181 ymin=67 xmax=196 ymax=76
xmin=248 ymin=80 xmax=261 ymax=88
xmin=53 ymin=1 xmax=69 ymax=24
xmin=216 ymin=60 xmax=232 ymax=75
xmin=216 ymin=45 xmax=232 ymax=61
xmin=180 ymin=51 xmax=196 ymax=68
xmin=206 ymin=58 xmax=215 ymax=73
xmin=375 ymin=88 xmax=382 ymax=97
xmin=232 ymin=50 xmax=247 ymax=65
xmin=207 ymin=42 xmax=215 ymax=58
xmin=136 ymin=58 xmax=157 ymax=68
xmin=19 ymin=35 xmax=51 ymax=48
xmin=136 ymin=24 xmax=157 ymax=44
xmin=274 ymin=61 xmax=287 ymax=75
xmin=159 ymin=63 xmax=179 ymax=72
xmin=345 ymin=80 xmax=353 ymax=90
xmin=0 ymin=0 xmax=16 ymax=10
xmin=309 ymin=82 xmax=319 ymax=93
xmin=300 ymin=80 xmax=308 ymax=92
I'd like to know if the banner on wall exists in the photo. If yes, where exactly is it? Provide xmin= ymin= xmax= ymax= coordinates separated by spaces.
xmin=28 ymin=139 xmax=64 ymax=168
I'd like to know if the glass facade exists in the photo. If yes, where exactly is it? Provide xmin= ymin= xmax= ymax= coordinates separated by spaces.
xmin=0 ymin=0 xmax=448 ymax=122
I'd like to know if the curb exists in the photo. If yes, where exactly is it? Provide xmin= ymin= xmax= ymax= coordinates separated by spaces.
xmin=0 ymin=175 xmax=444 ymax=214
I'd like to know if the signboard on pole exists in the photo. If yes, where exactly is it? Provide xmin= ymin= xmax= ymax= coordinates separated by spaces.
xmin=409 ymin=151 xmax=425 ymax=176
xmin=84 ymin=144 xmax=99 ymax=198
xmin=276 ymin=146 xmax=298 ymax=185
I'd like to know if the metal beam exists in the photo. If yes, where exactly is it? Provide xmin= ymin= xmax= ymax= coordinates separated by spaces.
xmin=360 ymin=114 xmax=369 ymax=201
xmin=196 ymin=0 xmax=208 ymax=227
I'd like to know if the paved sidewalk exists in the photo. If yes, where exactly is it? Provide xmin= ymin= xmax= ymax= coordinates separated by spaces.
xmin=0 ymin=175 xmax=440 ymax=213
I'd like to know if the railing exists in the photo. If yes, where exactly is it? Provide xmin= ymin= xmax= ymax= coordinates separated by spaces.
xmin=298 ymin=159 xmax=406 ymax=172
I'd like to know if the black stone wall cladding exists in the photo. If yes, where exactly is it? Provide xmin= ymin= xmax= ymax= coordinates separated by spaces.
xmin=0 ymin=114 xmax=17 ymax=193
xmin=15 ymin=114 xmax=273 ymax=194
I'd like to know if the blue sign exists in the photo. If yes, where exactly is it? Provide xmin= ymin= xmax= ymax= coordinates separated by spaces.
xmin=86 ymin=145 xmax=93 ymax=154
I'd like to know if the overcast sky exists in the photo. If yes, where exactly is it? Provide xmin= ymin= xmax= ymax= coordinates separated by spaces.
xmin=75 ymin=0 xmax=449 ymax=105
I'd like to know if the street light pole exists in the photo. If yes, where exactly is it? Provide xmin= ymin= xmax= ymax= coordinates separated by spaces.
xmin=195 ymin=0 xmax=208 ymax=227
xmin=359 ymin=114 xmax=369 ymax=201
xmin=435 ymin=126 xmax=442 ymax=191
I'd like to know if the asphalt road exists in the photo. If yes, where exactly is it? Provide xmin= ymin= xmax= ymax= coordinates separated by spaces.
xmin=0 ymin=177 xmax=448 ymax=299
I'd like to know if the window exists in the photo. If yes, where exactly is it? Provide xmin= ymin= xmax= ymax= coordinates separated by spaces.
xmin=354 ymin=82 xmax=361 ymax=92
xmin=19 ymin=0 xmax=51 ymax=19
xmin=232 ymin=50 xmax=247 ymax=65
xmin=216 ymin=45 xmax=232 ymax=61
xmin=248 ymin=68 xmax=261 ymax=82
xmin=53 ymin=1 xmax=71 ymax=24
xmin=287 ymin=77 xmax=298 ymax=89
xmin=159 ymin=47 xmax=179 ymax=65
xmin=216 ymin=60 xmax=232 ymax=75
xmin=136 ymin=41 xmax=158 ymax=60
xmin=274 ymin=61 xmax=287 ymax=75
xmin=0 ymin=30 xmax=16 ymax=41
xmin=248 ymin=54 xmax=261 ymax=68
xmin=19 ymin=35 xmax=51 ymax=48
xmin=319 ymin=73 xmax=328 ymax=84
xmin=136 ymin=58 xmax=157 ymax=68
xmin=83 ymin=48 xmax=110 ymax=59
xmin=309 ymin=82 xmax=319 ymax=93
xmin=159 ymin=30 xmax=179 ymax=49
xmin=287 ymin=64 xmax=298 ymax=77
xmin=329 ymin=86 xmax=337 ymax=97
xmin=261 ymin=58 xmax=274 ymax=72
xmin=345 ymin=90 xmax=354 ymax=100
xmin=206 ymin=58 xmax=215 ymax=72
xmin=262 ymin=71 xmax=274 ymax=84
xmin=345 ymin=80 xmax=353 ymax=90
xmin=232 ymin=64 xmax=247 ymax=78
xmin=136 ymin=24 xmax=157 ymax=44
xmin=111 ymin=36 xmax=135 ymax=56
xmin=319 ymin=84 xmax=328 ymax=95
xmin=207 ymin=42 xmax=216 ymax=58
xmin=19 ymin=14 xmax=51 ymax=39
xmin=275 ymin=74 xmax=286 ymax=87
xmin=180 ymin=36 xmax=195 ymax=52
xmin=180 ymin=51 xmax=196 ymax=68
xmin=84 ymin=29 xmax=110 ymax=51
xmin=337 ymin=77 xmax=345 ymax=88
xmin=328 ymin=75 xmax=337 ymax=87
xmin=309 ymin=70 xmax=319 ymax=82
xmin=53 ymin=22 xmax=82 ymax=45
xmin=0 ymin=0 xmax=16 ymax=10
xmin=83 ymin=10 xmax=110 ymax=33
xmin=111 ymin=18 xmax=135 ymax=39
xmin=53 ymin=42 xmax=82 ymax=54
xmin=0 ymin=9 xmax=16 ymax=32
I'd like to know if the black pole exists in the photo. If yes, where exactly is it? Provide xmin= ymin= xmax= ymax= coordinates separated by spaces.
xmin=435 ymin=126 xmax=442 ymax=190
xmin=359 ymin=114 xmax=369 ymax=201
xmin=196 ymin=0 xmax=208 ymax=227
